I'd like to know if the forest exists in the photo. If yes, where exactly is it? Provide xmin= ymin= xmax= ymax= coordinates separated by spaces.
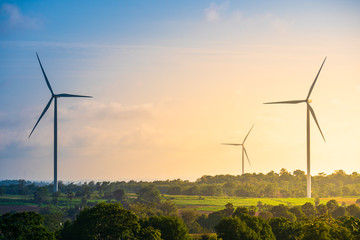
xmin=2 ymin=199 xmax=360 ymax=239
xmin=1 ymin=169 xmax=359 ymax=198
xmin=2 ymin=169 xmax=360 ymax=239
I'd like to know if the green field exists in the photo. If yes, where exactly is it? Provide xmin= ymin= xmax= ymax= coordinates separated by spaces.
xmin=0 ymin=194 xmax=107 ymax=208
xmin=165 ymin=195 xmax=360 ymax=212
xmin=1 ymin=194 xmax=359 ymax=213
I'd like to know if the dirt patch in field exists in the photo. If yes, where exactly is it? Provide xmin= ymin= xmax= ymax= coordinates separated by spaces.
xmin=0 ymin=205 xmax=41 ymax=215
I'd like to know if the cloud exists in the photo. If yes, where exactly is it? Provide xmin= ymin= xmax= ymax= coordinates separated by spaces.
xmin=61 ymin=101 xmax=153 ymax=121
xmin=0 ymin=109 xmax=34 ymax=151
xmin=204 ymin=2 xmax=227 ymax=22
xmin=0 ymin=3 xmax=40 ymax=31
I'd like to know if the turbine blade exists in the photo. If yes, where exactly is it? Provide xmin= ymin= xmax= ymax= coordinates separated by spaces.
xmin=243 ymin=124 xmax=254 ymax=144
xmin=308 ymin=104 xmax=326 ymax=142
xmin=221 ymin=143 xmax=242 ymax=146
xmin=29 ymin=97 xmax=53 ymax=138
xmin=36 ymin=53 xmax=54 ymax=95
xmin=264 ymin=100 xmax=305 ymax=104
xmin=57 ymin=93 xmax=92 ymax=98
xmin=243 ymin=147 xmax=251 ymax=166
xmin=306 ymin=57 xmax=327 ymax=100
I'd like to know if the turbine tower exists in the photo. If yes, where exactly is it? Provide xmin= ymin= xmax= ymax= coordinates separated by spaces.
xmin=29 ymin=53 xmax=92 ymax=193
xmin=222 ymin=125 xmax=254 ymax=175
xmin=264 ymin=58 xmax=327 ymax=198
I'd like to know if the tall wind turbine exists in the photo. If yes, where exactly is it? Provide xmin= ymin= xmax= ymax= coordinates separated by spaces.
xmin=264 ymin=58 xmax=327 ymax=198
xmin=29 ymin=53 xmax=92 ymax=193
xmin=222 ymin=125 xmax=254 ymax=175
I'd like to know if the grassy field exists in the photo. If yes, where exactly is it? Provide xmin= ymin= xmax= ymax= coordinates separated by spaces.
xmin=1 ymin=194 xmax=359 ymax=213
xmin=165 ymin=195 xmax=360 ymax=212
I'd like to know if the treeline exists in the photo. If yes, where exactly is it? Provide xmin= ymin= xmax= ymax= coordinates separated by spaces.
xmin=2 ymin=200 xmax=360 ymax=239
xmin=1 ymin=169 xmax=360 ymax=198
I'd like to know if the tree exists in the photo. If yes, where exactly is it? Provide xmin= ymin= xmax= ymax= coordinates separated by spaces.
xmin=167 ymin=185 xmax=182 ymax=195
xmin=181 ymin=208 xmax=203 ymax=233
xmin=67 ymin=190 xmax=75 ymax=202
xmin=302 ymin=218 xmax=332 ymax=240
xmin=341 ymin=216 xmax=360 ymax=239
xmin=199 ymin=233 xmax=219 ymax=240
xmin=236 ymin=214 xmax=275 ymax=240
xmin=302 ymin=216 xmax=352 ymax=240
xmin=233 ymin=207 xmax=249 ymax=217
xmin=215 ymin=217 xmax=260 ymax=240
xmin=258 ymin=211 xmax=273 ymax=220
xmin=183 ymin=185 xmax=200 ymax=195
xmin=316 ymin=204 xmax=328 ymax=216
xmin=0 ymin=211 xmax=55 ymax=240
xmin=199 ymin=184 xmax=223 ymax=196
xmin=332 ymin=206 xmax=347 ymax=218
xmin=40 ymin=206 xmax=64 ymax=232
xmin=270 ymin=204 xmax=296 ymax=222
xmin=198 ymin=208 xmax=228 ymax=231
xmin=301 ymin=202 xmax=316 ymax=218
xmin=52 ymin=192 xmax=60 ymax=205
xmin=137 ymin=185 xmax=161 ymax=204
xmin=224 ymin=202 xmax=235 ymax=216
xmin=263 ymin=184 xmax=278 ymax=198
xmin=223 ymin=182 xmax=236 ymax=196
xmin=59 ymin=203 xmax=140 ymax=240
xmin=129 ymin=202 xmax=158 ymax=218
xmin=257 ymin=201 xmax=264 ymax=211
xmin=33 ymin=186 xmax=48 ymax=206
xmin=80 ymin=197 xmax=87 ymax=208
xmin=269 ymin=217 xmax=303 ymax=240
xmin=293 ymin=169 xmax=305 ymax=178
xmin=158 ymin=200 xmax=178 ymax=216
xmin=346 ymin=204 xmax=360 ymax=218
xmin=113 ymin=188 xmax=125 ymax=201
xmin=17 ymin=179 xmax=26 ymax=195
xmin=138 ymin=226 xmax=162 ymax=240
xmin=248 ymin=206 xmax=257 ymax=216
xmin=326 ymin=199 xmax=339 ymax=213
xmin=143 ymin=215 xmax=190 ymax=240
xmin=289 ymin=206 xmax=305 ymax=219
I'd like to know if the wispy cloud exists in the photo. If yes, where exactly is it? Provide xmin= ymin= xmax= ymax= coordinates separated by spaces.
xmin=0 ymin=3 xmax=40 ymax=31
xmin=61 ymin=101 xmax=154 ymax=121
xmin=204 ymin=2 xmax=228 ymax=22
xmin=203 ymin=3 xmax=289 ymax=34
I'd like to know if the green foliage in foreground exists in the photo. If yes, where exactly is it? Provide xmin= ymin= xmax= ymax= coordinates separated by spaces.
xmin=59 ymin=203 xmax=141 ymax=240
xmin=3 ymin=201 xmax=360 ymax=240
xmin=0 ymin=211 xmax=55 ymax=240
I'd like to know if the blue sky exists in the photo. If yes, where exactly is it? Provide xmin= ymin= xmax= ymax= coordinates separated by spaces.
xmin=1 ymin=0 xmax=360 ymax=181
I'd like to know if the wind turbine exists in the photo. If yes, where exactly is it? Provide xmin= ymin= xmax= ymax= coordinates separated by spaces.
xmin=29 ymin=53 xmax=92 ymax=193
xmin=222 ymin=125 xmax=254 ymax=175
xmin=264 ymin=57 xmax=327 ymax=198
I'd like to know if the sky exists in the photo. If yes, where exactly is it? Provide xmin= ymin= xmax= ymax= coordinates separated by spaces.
xmin=0 ymin=0 xmax=360 ymax=182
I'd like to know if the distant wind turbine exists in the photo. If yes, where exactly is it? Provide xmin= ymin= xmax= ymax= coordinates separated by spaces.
xmin=264 ymin=57 xmax=327 ymax=198
xmin=222 ymin=125 xmax=254 ymax=175
xmin=29 ymin=53 xmax=92 ymax=193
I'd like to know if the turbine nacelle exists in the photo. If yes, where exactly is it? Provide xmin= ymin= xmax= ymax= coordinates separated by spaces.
xmin=307 ymin=99 xmax=312 ymax=103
